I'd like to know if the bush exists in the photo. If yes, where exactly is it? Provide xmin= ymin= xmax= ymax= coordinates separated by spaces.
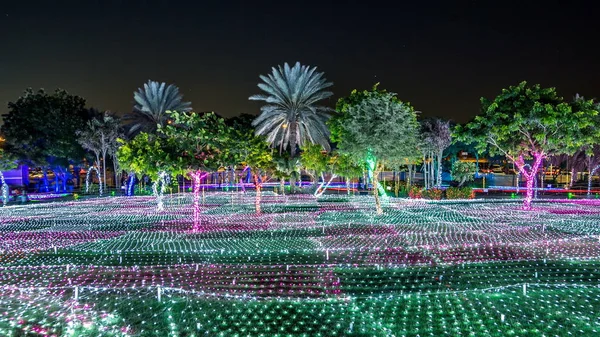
xmin=451 ymin=161 xmax=477 ymax=186
xmin=446 ymin=186 xmax=474 ymax=199
xmin=387 ymin=181 xmax=409 ymax=197
xmin=422 ymin=188 xmax=443 ymax=200
xmin=408 ymin=185 xmax=423 ymax=199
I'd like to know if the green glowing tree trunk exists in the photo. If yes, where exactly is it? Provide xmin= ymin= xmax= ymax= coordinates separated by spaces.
xmin=373 ymin=163 xmax=384 ymax=215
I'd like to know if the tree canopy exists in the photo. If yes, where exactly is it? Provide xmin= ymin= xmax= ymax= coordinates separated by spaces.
xmin=1 ymin=88 xmax=91 ymax=168
xmin=454 ymin=81 xmax=600 ymax=209
xmin=250 ymin=62 xmax=333 ymax=157
xmin=335 ymin=87 xmax=420 ymax=213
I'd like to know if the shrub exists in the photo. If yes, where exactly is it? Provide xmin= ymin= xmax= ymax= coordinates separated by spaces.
xmin=408 ymin=185 xmax=423 ymax=199
xmin=446 ymin=186 xmax=474 ymax=199
xmin=451 ymin=161 xmax=477 ymax=186
xmin=422 ymin=188 xmax=443 ymax=200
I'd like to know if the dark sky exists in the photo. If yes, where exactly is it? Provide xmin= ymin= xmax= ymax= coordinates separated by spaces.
xmin=0 ymin=0 xmax=598 ymax=124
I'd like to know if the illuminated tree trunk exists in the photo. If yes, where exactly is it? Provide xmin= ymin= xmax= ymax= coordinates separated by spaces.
xmin=588 ymin=165 xmax=600 ymax=196
xmin=346 ymin=177 xmax=351 ymax=194
xmin=569 ymin=168 xmax=576 ymax=188
xmin=315 ymin=173 xmax=337 ymax=197
xmin=437 ymin=149 xmax=443 ymax=187
xmin=373 ymin=163 xmax=383 ymax=215
xmin=430 ymin=151 xmax=434 ymax=189
xmin=515 ymin=153 xmax=544 ymax=210
xmin=253 ymin=172 xmax=262 ymax=214
xmin=422 ymin=156 xmax=427 ymax=189
xmin=190 ymin=170 xmax=208 ymax=231
xmin=406 ymin=165 xmax=412 ymax=189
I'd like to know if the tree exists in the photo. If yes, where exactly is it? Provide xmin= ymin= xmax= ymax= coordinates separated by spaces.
xmin=225 ymin=114 xmax=274 ymax=211
xmin=157 ymin=111 xmax=231 ymax=188
xmin=125 ymin=80 xmax=192 ymax=135
xmin=454 ymin=81 xmax=600 ymax=210
xmin=300 ymin=143 xmax=330 ymax=187
xmin=77 ymin=110 xmax=123 ymax=187
xmin=1 ymin=88 xmax=91 ymax=192
xmin=272 ymin=154 xmax=301 ymax=194
xmin=420 ymin=118 xmax=452 ymax=188
xmin=335 ymin=87 xmax=420 ymax=214
xmin=116 ymin=132 xmax=176 ymax=181
xmin=332 ymin=152 xmax=363 ymax=194
xmin=0 ymin=148 xmax=17 ymax=172
xmin=249 ymin=62 xmax=333 ymax=157
xmin=451 ymin=161 xmax=477 ymax=187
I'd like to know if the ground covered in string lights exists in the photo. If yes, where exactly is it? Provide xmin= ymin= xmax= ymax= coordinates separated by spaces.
xmin=0 ymin=193 xmax=599 ymax=336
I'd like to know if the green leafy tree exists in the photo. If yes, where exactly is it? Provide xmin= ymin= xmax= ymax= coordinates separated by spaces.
xmin=125 ymin=80 xmax=192 ymax=135
xmin=332 ymin=152 xmax=363 ymax=194
xmin=335 ymin=87 xmax=420 ymax=214
xmin=300 ymin=143 xmax=330 ymax=186
xmin=0 ymin=148 xmax=17 ymax=172
xmin=249 ymin=62 xmax=333 ymax=157
xmin=158 ymin=111 xmax=231 ymax=188
xmin=454 ymin=81 xmax=600 ymax=209
xmin=1 ymin=88 xmax=91 ymax=192
xmin=116 ymin=132 xmax=176 ymax=181
xmin=451 ymin=161 xmax=477 ymax=187
xmin=272 ymin=154 xmax=301 ymax=194
xmin=225 ymin=114 xmax=274 ymax=211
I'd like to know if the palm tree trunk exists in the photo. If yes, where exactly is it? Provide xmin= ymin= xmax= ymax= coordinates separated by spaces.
xmin=289 ymin=121 xmax=297 ymax=158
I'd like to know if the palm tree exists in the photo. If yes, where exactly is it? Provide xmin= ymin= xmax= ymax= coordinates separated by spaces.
xmin=125 ymin=80 xmax=192 ymax=135
xmin=249 ymin=62 xmax=333 ymax=157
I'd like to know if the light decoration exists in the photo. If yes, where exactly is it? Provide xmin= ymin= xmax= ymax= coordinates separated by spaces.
xmin=152 ymin=171 xmax=169 ymax=211
xmin=126 ymin=172 xmax=136 ymax=196
xmin=0 ymin=194 xmax=598 ymax=335
xmin=0 ymin=171 xmax=8 ymax=205
xmin=587 ymin=164 xmax=600 ymax=196
xmin=85 ymin=166 xmax=103 ymax=196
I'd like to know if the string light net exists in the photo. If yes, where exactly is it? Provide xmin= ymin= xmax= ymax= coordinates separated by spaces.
xmin=0 ymin=193 xmax=599 ymax=336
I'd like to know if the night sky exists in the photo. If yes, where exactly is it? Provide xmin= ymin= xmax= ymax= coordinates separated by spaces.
xmin=0 ymin=0 xmax=598 ymax=124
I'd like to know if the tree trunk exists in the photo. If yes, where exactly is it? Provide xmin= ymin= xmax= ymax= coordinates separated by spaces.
xmin=422 ymin=156 xmax=427 ymax=189
xmin=253 ymin=173 xmax=262 ymax=214
xmin=346 ymin=177 xmax=351 ymax=195
xmin=588 ymin=168 xmax=592 ymax=197
xmin=407 ymin=165 xmax=412 ymax=189
xmin=516 ymin=153 xmax=544 ymax=211
xmin=588 ymin=165 xmax=600 ymax=196
xmin=524 ymin=175 xmax=535 ymax=210
xmin=289 ymin=121 xmax=297 ymax=158
xmin=280 ymin=178 xmax=285 ymax=195
xmin=395 ymin=172 xmax=400 ymax=197
xmin=113 ymin=158 xmax=120 ymax=192
xmin=315 ymin=173 xmax=337 ymax=197
xmin=373 ymin=163 xmax=383 ymax=215
xmin=437 ymin=149 xmax=443 ymax=187
xmin=430 ymin=151 xmax=435 ymax=189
